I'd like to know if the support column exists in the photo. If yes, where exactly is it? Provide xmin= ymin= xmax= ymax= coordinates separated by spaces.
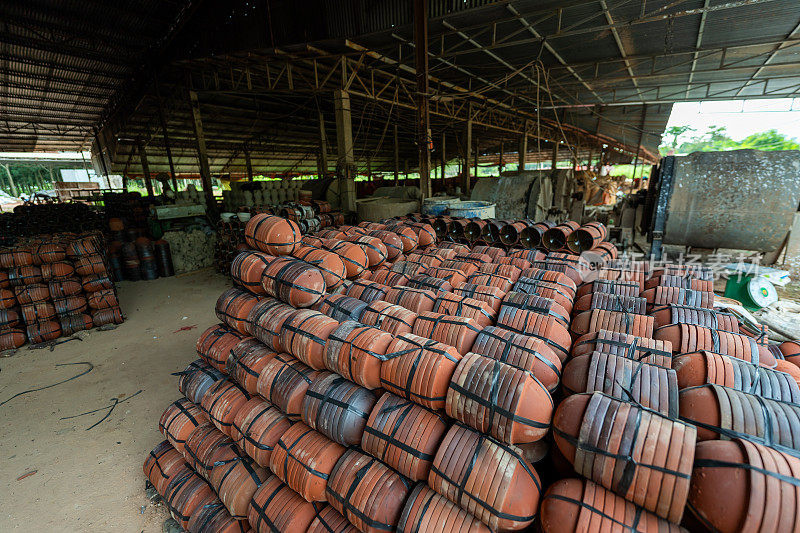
xmin=334 ymin=89 xmax=356 ymax=212
xmin=244 ymin=144 xmax=254 ymax=180
xmin=414 ymin=0 xmax=432 ymax=199
xmin=1 ymin=164 xmax=17 ymax=197
xmin=318 ymin=111 xmax=328 ymax=179
xmin=393 ymin=124 xmax=399 ymax=185
xmin=137 ymin=141 xmax=155 ymax=198
xmin=188 ymin=90 xmax=217 ymax=216
xmin=498 ymin=140 xmax=504 ymax=174
xmin=551 ymin=142 xmax=559 ymax=170
xmin=518 ymin=124 xmax=528 ymax=174
xmin=463 ymin=116 xmax=472 ymax=194
xmin=474 ymin=136 xmax=479 ymax=180
xmin=440 ymin=131 xmax=446 ymax=182
xmin=155 ymin=78 xmax=178 ymax=192
xmin=94 ymin=128 xmax=112 ymax=189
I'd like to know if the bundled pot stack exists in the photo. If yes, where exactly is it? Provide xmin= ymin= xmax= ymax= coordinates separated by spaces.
xmin=107 ymin=217 xmax=175 ymax=282
xmin=0 ymin=232 xmax=125 ymax=351
xmin=143 ymin=209 xmax=800 ymax=533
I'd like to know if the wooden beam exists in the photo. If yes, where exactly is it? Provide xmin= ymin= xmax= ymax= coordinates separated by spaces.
xmin=464 ymin=114 xmax=472 ymax=194
xmin=414 ymin=0 xmax=432 ymax=199
xmin=155 ymin=76 xmax=178 ymax=191
xmin=393 ymin=124 xmax=399 ymax=184
xmin=188 ymin=90 xmax=217 ymax=215
xmin=137 ymin=140 xmax=154 ymax=197
xmin=244 ymin=144 xmax=254 ymax=180
xmin=334 ymin=89 xmax=356 ymax=212
xmin=518 ymin=121 xmax=528 ymax=173
xmin=318 ymin=111 xmax=328 ymax=179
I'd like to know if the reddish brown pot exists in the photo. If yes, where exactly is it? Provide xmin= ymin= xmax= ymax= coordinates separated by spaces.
xmin=186 ymin=498 xmax=247 ymax=533
xmin=406 ymin=274 xmax=453 ymax=294
xmin=361 ymin=392 xmax=448 ymax=481
xmin=438 ymin=259 xmax=479 ymax=276
xmin=26 ymin=320 xmax=61 ymax=343
xmin=369 ymin=269 xmax=410 ymax=287
xmin=403 ymin=222 xmax=436 ymax=247
xmin=447 ymin=352 xmax=553 ymax=444
xmin=645 ymin=273 xmax=713 ymax=292
xmin=654 ymin=323 xmax=775 ymax=367
xmin=775 ymin=359 xmax=800 ymax=390
xmin=178 ymin=360 xmax=226 ymax=406
xmin=269 ymin=421 xmax=346 ymax=501
xmin=433 ymin=292 xmax=495 ymax=327
xmin=517 ymin=267 xmax=577 ymax=295
xmin=424 ymin=266 xmax=467 ymax=289
xmin=256 ymin=353 xmax=318 ymax=420
xmin=262 ymin=257 xmax=326 ymax=308
xmin=324 ymin=321 xmax=393 ymax=389
xmin=209 ymin=445 xmax=270 ymax=519
xmin=231 ymin=398 xmax=291 ymax=467
xmin=216 ymin=287 xmax=261 ymax=335
xmin=572 ymin=292 xmax=647 ymax=316
xmin=343 ymin=234 xmax=388 ymax=267
xmin=159 ymin=398 xmax=210 ymax=455
xmin=542 ymin=220 xmax=580 ymax=251
xmin=497 ymin=307 xmax=571 ymax=361
xmin=389 ymin=260 xmax=428 ymax=278
xmin=464 ymin=272 xmax=513 ymax=292
xmin=49 ymin=278 xmax=83 ymax=298
xmin=293 ymin=245 xmax=347 ymax=290
xmin=470 ymin=245 xmax=506 ymax=261
xmin=642 ymin=286 xmax=714 ymax=313
xmin=429 ymin=423 xmax=541 ymax=532
xmin=570 ymin=309 xmax=654 ymax=339
xmin=383 ymin=224 xmax=420 ymax=252
xmin=552 ymin=392 xmax=695 ymax=523
xmin=345 ymin=279 xmax=390 ymax=304
xmin=689 ymin=439 xmax=800 ymax=533
xmin=404 ymin=252 xmax=441 ymax=269
xmin=144 ymin=440 xmax=190 ymax=495
xmin=477 ymin=263 xmax=521 ymax=283
xmin=302 ymin=371 xmax=377 ymax=446
xmin=86 ymin=289 xmax=119 ymax=310
xmin=184 ymin=423 xmax=235 ymax=479
xmin=367 ymin=230 xmax=404 ymax=261
xmin=453 ymin=252 xmax=493 ymax=265
xmin=248 ymin=475 xmax=319 ymax=532
xmin=398 ymin=483 xmax=491 ymax=533
xmin=53 ymin=295 xmax=88 ymax=315
xmin=574 ymin=279 xmax=640 ymax=300
xmin=40 ymin=261 xmax=75 ymax=281
xmin=412 ymin=312 xmax=481 ymax=356
xmin=66 ymin=236 xmax=100 ymax=258
xmin=164 ymin=469 xmax=216 ymax=529
xmin=451 ymin=283 xmax=505 ymax=313
xmin=231 ymin=251 xmax=274 ymax=295
xmin=244 ymin=213 xmax=301 ymax=255
xmin=201 ymin=379 xmax=251 ymax=438
xmin=0 ymin=248 xmax=33 ymax=268
xmin=279 ymin=309 xmax=339 ymax=370
xmin=593 ymin=267 xmax=645 ymax=292
xmin=306 ymin=505 xmax=358 ymax=533
xmin=650 ymin=304 xmax=738 ymax=330
xmin=13 ymin=283 xmax=49 ymax=304
xmin=326 ymin=448 xmax=412 ymax=533
xmin=571 ymin=329 xmax=673 ymax=366
xmin=562 ymin=351 xmax=679 ymax=417
xmin=91 ymin=306 xmax=124 ymax=326
xmin=0 ymin=307 xmax=21 ymax=330
xmin=196 ymin=324 xmax=247 ymax=371
xmin=74 ymin=254 xmax=107 ymax=277
xmin=381 ymin=332 xmax=462 ymax=410
xmin=384 ymin=286 xmax=437 ymax=314
xmin=679 ymin=383 xmax=800 ymax=448
xmin=247 ymin=298 xmax=296 ymax=352
xmin=313 ymin=294 xmax=368 ymax=323
xmin=566 ymin=221 xmax=607 ymax=253
xmin=227 ymin=338 xmax=276 ymax=395
xmin=497 ymin=256 xmax=533 ymax=270
xmin=0 ymin=289 xmax=17 ymax=310
xmin=501 ymin=292 xmax=569 ymax=328
xmin=361 ymin=300 xmax=418 ymax=335
xmin=80 ymin=275 xmax=113 ymax=293
xmin=540 ymin=478 xmax=684 ymax=533
xmin=317 ymin=239 xmax=368 ymax=278
xmin=435 ymin=241 xmax=470 ymax=254
xmin=508 ymin=248 xmax=546 ymax=263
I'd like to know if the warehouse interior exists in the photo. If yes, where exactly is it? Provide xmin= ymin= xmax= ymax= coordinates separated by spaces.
xmin=2 ymin=0 xmax=800 ymax=532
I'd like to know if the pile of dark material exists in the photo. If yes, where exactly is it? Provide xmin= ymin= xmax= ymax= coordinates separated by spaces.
xmin=0 ymin=203 xmax=105 ymax=247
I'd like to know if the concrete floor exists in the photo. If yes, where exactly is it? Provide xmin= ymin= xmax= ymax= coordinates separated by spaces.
xmin=0 ymin=270 xmax=230 ymax=532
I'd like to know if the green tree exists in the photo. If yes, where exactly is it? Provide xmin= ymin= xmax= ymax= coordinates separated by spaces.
xmin=737 ymin=129 xmax=800 ymax=151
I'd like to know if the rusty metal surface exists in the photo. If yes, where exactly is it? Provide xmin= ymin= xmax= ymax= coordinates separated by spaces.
xmin=663 ymin=150 xmax=800 ymax=252
xmin=471 ymin=171 xmax=552 ymax=220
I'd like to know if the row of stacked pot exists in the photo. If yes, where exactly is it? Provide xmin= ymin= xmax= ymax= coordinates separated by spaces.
xmin=0 ymin=232 xmax=124 ymax=350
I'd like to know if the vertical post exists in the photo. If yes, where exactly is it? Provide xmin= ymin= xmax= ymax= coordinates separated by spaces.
xmin=137 ymin=141 xmax=155 ymax=198
xmin=518 ymin=123 xmax=528 ymax=174
xmin=474 ymin=136 xmax=478 ymax=179
xmin=414 ymin=0 xmax=432 ymax=199
xmin=188 ymin=90 xmax=217 ymax=216
xmin=318 ymin=111 xmax=328 ymax=179
xmin=244 ymin=144 xmax=254 ymax=181
xmin=463 ymin=115 xmax=472 ymax=194
xmin=367 ymin=159 xmax=372 ymax=181
xmin=333 ymin=89 xmax=356 ymax=212
xmin=498 ymin=140 xmax=504 ymax=174
xmin=1 ymin=164 xmax=17 ymax=197
xmin=404 ymin=159 xmax=409 ymax=179
xmin=440 ymin=131 xmax=446 ymax=182
xmin=632 ymin=105 xmax=648 ymax=185
xmin=93 ymin=128 xmax=113 ymax=189
xmin=393 ymin=124 xmax=400 ymax=185
xmin=551 ymin=142 xmax=559 ymax=170
xmin=155 ymin=77 xmax=178 ymax=192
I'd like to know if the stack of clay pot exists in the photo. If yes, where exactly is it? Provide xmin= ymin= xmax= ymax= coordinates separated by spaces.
xmin=0 ymin=232 xmax=124 ymax=351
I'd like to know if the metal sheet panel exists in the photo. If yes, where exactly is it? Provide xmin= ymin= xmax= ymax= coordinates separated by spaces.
xmin=663 ymin=150 xmax=800 ymax=252
xmin=471 ymin=171 xmax=553 ymax=219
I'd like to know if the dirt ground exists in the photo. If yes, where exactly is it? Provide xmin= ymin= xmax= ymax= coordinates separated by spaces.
xmin=0 ymin=269 xmax=230 ymax=532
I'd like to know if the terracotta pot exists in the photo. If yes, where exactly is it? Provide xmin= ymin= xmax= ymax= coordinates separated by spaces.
xmin=404 ymin=253 xmax=441 ymax=269
xmin=262 ymin=257 xmax=326 ymax=308
xmin=325 ymin=321 xmax=394 ymax=389
xmin=477 ymin=263 xmax=522 ymax=283
xmin=435 ymin=241 xmax=470 ymax=254
xmin=359 ymin=221 xmax=387 ymax=230
xmin=448 ymin=219 xmax=470 ymax=240
xmin=654 ymin=323 xmax=775 ymax=367
xmin=244 ymin=214 xmax=301 ymax=255
xmin=345 ymin=279 xmax=390 ymax=304
xmin=389 ymin=260 xmax=428 ymax=278
xmin=311 ymin=294 xmax=366 ymax=323
xmin=20 ymin=301 xmax=54 ymax=322
xmin=592 ymin=267 xmax=645 ymax=292
xmin=340 ymin=225 xmax=368 ymax=236
xmin=367 ymin=230 xmax=404 ymax=261
xmin=508 ymin=248 xmax=546 ymax=263
xmin=91 ymin=307 xmax=123 ymax=326
xmin=643 ymin=286 xmax=714 ymax=313
xmin=574 ymin=279 xmax=641 ymax=299
xmin=231 ymin=251 xmax=275 ymax=295
xmin=14 ymin=283 xmax=49 ymax=304
xmin=688 ymin=439 xmax=800 ymax=533
xmin=571 ymin=329 xmax=673 ymax=367
xmin=201 ymin=379 xmax=251 ymax=437
xmin=552 ymin=392 xmax=695 ymax=523
xmin=471 ymin=326 xmax=561 ymax=393
xmin=59 ymin=312 xmax=93 ymax=335
xmin=591 ymin=241 xmax=618 ymax=263
xmin=208 ymin=444 xmax=270 ymax=518
xmin=256 ymin=353 xmax=318 ymax=420
xmin=542 ymin=221 xmax=580 ymax=251
xmin=424 ymin=267 xmax=467 ymax=289
xmin=74 ymin=255 xmax=107 ymax=277
xmin=26 ymin=320 xmax=61 ymax=343
xmin=231 ymin=398 xmax=291 ymax=467
xmin=464 ymin=272 xmax=513 ymax=292
xmin=501 ymin=292 xmax=569 ymax=328
xmin=216 ymin=287 xmax=261 ymax=335
xmin=7 ymin=266 xmax=43 ymax=287
xmin=497 ymin=306 xmax=571 ymax=361
xmin=572 ymin=292 xmax=647 ymax=316
xmin=66 ymin=236 xmax=100 ymax=258
xmin=87 ymin=289 xmax=119 ymax=310
xmin=280 ymin=309 xmax=339 ymax=370
xmin=652 ymin=263 xmax=713 ymax=281
xmin=293 ymin=245 xmax=347 ymax=290
xmin=302 ymin=372 xmax=377 ymax=445
xmin=79 ymin=275 xmax=114 ymax=290
xmin=49 ymin=278 xmax=83 ymax=298
xmin=144 ymin=440 xmax=189 ymax=495
xmin=566 ymin=221 xmax=607 ymax=253
xmin=412 ymin=312 xmax=481 ymax=355
xmin=384 ymin=225 xmax=421 ymax=252
xmin=343 ymin=234 xmax=388 ymax=267
xmin=248 ymin=475 xmax=319 ymax=533
xmin=450 ymin=283 xmax=505 ymax=313
xmin=674 ymin=350 xmax=800 ymax=402
xmin=438 ymin=259 xmax=479 ymax=277
xmin=457 ymin=251 xmax=497 ymax=264
xmin=361 ymin=300 xmax=418 ymax=335
xmin=196 ymin=324 xmax=248 ymax=371
xmin=369 ymin=269 xmax=410 ymax=287
xmin=361 ymin=392 xmax=447 ymax=481
xmin=398 ymin=483 xmax=491 ymax=533
xmin=517 ymin=267 xmax=578 ymax=294
xmin=540 ymin=478 xmax=683 ymax=533
xmin=403 ymin=222 xmax=436 ymax=247
xmin=645 ymin=274 xmax=713 ymax=292
xmin=381 ymin=332 xmax=462 ymax=410
xmin=184 ymin=422 xmax=235 ymax=479
xmin=650 ymin=304 xmax=738 ymax=330
xmin=460 ymin=219 xmax=486 ymax=243
xmin=433 ymin=292 xmax=495 ymax=327
xmin=53 ymin=295 xmax=88 ymax=315
xmin=406 ymin=274 xmax=453 ymax=294
xmin=429 ymin=423 xmax=541 ymax=532
xmin=775 ymin=359 xmax=800 ymax=390
xmin=227 ymin=338 xmax=277 ymax=394
xmin=779 ymin=340 xmax=800 ymax=363
xmin=326 ymin=448 xmax=412 ymax=533
xmin=269 ymin=421 xmax=346 ymax=501
xmin=447 ymin=352 xmax=553 ymax=444
xmin=316 ymin=239 xmax=368 ymax=279
xmin=497 ymin=257 xmax=533 ymax=271
xmin=570 ymin=309 xmax=654 ymax=339
xmin=164 ymin=468 xmax=216 ymax=529
xmin=178 ymin=360 xmax=226 ymax=405
xmin=247 ymin=298 xmax=297 ymax=352
xmin=0 ymin=249 xmax=33 ymax=268
xmin=306 ymin=505 xmax=358 ymax=533
xmin=40 ymin=261 xmax=75 ymax=281
xmin=159 ymin=398 xmax=210 ymax=455
xmin=562 ymin=351 xmax=679 ymax=417
xmin=0 ymin=307 xmax=21 ymax=330
xmin=186 ymin=499 xmax=247 ymax=533
xmin=679 ymin=383 xmax=800 ymax=448
xmin=383 ymin=286 xmax=436 ymax=315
